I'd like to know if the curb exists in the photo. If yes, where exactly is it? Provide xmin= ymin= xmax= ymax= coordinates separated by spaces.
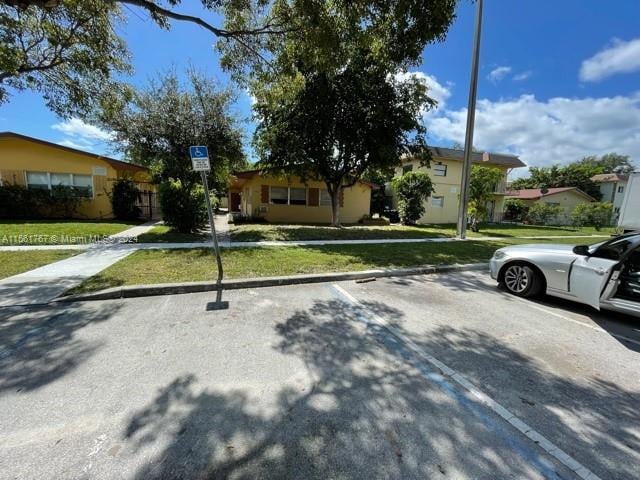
xmin=55 ymin=262 xmax=489 ymax=303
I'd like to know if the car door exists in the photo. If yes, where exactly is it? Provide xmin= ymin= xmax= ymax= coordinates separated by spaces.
xmin=569 ymin=234 xmax=639 ymax=310
xmin=569 ymin=256 xmax=619 ymax=310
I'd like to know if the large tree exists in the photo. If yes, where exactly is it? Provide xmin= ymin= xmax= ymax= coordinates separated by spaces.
xmin=101 ymin=70 xmax=246 ymax=230
xmin=226 ymin=0 xmax=457 ymax=225
xmin=468 ymin=165 xmax=504 ymax=232
xmin=1 ymin=0 xmax=289 ymax=116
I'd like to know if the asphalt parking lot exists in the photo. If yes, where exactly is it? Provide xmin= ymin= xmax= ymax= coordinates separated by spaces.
xmin=0 ymin=271 xmax=638 ymax=480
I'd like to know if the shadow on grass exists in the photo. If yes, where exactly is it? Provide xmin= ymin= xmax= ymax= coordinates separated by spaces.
xmin=230 ymin=224 xmax=452 ymax=242
xmin=0 ymin=301 xmax=121 ymax=393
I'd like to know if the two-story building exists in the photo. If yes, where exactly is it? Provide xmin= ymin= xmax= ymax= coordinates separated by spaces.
xmin=591 ymin=173 xmax=629 ymax=221
xmin=393 ymin=147 xmax=526 ymax=224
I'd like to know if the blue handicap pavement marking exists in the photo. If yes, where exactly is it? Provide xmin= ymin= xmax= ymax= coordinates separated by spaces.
xmin=190 ymin=145 xmax=209 ymax=159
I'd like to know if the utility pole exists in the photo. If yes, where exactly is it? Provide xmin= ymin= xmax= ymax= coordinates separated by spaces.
xmin=456 ymin=0 xmax=484 ymax=239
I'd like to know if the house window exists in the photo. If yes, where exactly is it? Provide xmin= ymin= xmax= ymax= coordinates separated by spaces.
xmin=26 ymin=171 xmax=49 ymax=190
xmin=270 ymin=186 xmax=288 ymax=204
xmin=27 ymin=171 xmax=93 ymax=198
xmin=433 ymin=164 xmax=447 ymax=176
xmin=614 ymin=207 xmax=620 ymax=214
xmin=432 ymin=196 xmax=444 ymax=208
xmin=320 ymin=189 xmax=332 ymax=206
xmin=402 ymin=164 xmax=413 ymax=174
xmin=73 ymin=175 xmax=93 ymax=198
xmin=618 ymin=185 xmax=624 ymax=193
xmin=289 ymin=187 xmax=307 ymax=205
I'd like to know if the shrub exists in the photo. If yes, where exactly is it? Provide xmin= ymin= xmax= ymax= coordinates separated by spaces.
xmin=383 ymin=209 xmax=400 ymax=224
xmin=571 ymin=202 xmax=613 ymax=230
xmin=503 ymin=199 xmax=529 ymax=222
xmin=111 ymin=179 xmax=142 ymax=220
xmin=391 ymin=171 xmax=435 ymax=225
xmin=158 ymin=179 xmax=207 ymax=233
xmin=0 ymin=184 xmax=84 ymax=218
xmin=526 ymin=202 xmax=562 ymax=225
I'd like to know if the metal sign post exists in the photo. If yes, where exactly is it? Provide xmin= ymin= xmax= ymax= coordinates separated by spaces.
xmin=189 ymin=146 xmax=223 ymax=286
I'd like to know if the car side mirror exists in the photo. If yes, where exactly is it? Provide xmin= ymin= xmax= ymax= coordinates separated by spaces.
xmin=573 ymin=245 xmax=591 ymax=256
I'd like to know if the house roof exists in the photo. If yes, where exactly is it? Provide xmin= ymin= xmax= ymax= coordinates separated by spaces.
xmin=425 ymin=147 xmax=526 ymax=168
xmin=590 ymin=173 xmax=629 ymax=183
xmin=505 ymin=187 xmax=596 ymax=201
xmin=0 ymin=131 xmax=148 ymax=173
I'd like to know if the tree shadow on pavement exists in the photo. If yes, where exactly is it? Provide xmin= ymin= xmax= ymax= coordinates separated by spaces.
xmin=411 ymin=326 xmax=640 ymax=480
xmin=124 ymin=299 xmax=568 ymax=479
xmin=0 ymin=302 xmax=121 ymax=393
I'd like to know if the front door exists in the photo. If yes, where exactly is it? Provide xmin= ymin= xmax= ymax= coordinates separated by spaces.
xmin=230 ymin=192 xmax=241 ymax=213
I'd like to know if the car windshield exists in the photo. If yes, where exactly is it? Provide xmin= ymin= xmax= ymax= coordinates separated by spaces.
xmin=588 ymin=233 xmax=640 ymax=260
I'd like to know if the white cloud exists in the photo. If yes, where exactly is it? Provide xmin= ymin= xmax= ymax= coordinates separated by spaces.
xmin=57 ymin=139 xmax=97 ymax=151
xmin=580 ymin=37 xmax=640 ymax=82
xmin=427 ymin=92 xmax=640 ymax=173
xmin=487 ymin=66 xmax=512 ymax=83
xmin=51 ymin=117 xmax=113 ymax=142
xmin=393 ymin=71 xmax=452 ymax=109
xmin=513 ymin=70 xmax=532 ymax=81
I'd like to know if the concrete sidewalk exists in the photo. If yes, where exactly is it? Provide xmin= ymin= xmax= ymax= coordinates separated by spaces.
xmin=107 ymin=219 xmax=162 ymax=239
xmin=0 ymin=247 xmax=135 ymax=307
xmin=0 ymin=233 xmax=609 ymax=252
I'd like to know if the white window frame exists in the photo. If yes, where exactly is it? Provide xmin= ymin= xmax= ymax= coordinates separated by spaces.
xmin=269 ymin=186 xmax=289 ymax=205
xmin=319 ymin=189 xmax=332 ymax=207
xmin=618 ymin=185 xmax=624 ymax=193
xmin=25 ymin=171 xmax=94 ymax=198
xmin=289 ymin=187 xmax=307 ymax=206
xmin=433 ymin=164 xmax=447 ymax=177
xmin=432 ymin=196 xmax=444 ymax=208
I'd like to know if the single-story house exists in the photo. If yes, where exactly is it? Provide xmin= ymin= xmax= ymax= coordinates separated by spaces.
xmin=505 ymin=187 xmax=595 ymax=225
xmin=393 ymin=147 xmax=526 ymax=224
xmin=0 ymin=131 xmax=154 ymax=219
xmin=228 ymin=170 xmax=375 ymax=224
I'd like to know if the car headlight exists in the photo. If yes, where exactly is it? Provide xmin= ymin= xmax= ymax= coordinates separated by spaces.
xmin=493 ymin=250 xmax=507 ymax=260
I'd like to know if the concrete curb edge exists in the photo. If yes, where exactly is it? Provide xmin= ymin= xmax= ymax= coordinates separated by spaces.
xmin=55 ymin=262 xmax=489 ymax=303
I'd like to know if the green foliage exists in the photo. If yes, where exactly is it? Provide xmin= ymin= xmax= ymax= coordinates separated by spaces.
xmin=110 ymin=179 xmax=141 ymax=220
xmin=391 ymin=171 xmax=434 ymax=225
xmin=158 ymin=179 xmax=207 ymax=233
xmin=362 ymin=168 xmax=394 ymax=216
xmin=0 ymin=1 xmax=131 ymax=116
xmin=577 ymin=153 xmax=635 ymax=175
xmin=227 ymin=0 xmax=456 ymax=226
xmin=526 ymin=202 xmax=562 ymax=225
xmin=0 ymin=184 xmax=85 ymax=218
xmin=101 ymin=70 xmax=246 ymax=228
xmin=511 ymin=153 xmax=637 ymax=200
xmin=504 ymin=199 xmax=529 ymax=222
xmin=468 ymin=166 xmax=504 ymax=231
xmin=571 ymin=202 xmax=613 ymax=230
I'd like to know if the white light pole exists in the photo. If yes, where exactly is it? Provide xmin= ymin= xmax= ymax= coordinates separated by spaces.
xmin=456 ymin=0 xmax=484 ymax=239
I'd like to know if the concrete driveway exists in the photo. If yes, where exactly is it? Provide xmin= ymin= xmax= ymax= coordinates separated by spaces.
xmin=0 ymin=272 xmax=638 ymax=479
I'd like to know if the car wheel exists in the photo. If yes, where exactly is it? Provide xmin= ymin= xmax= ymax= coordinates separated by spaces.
xmin=502 ymin=264 xmax=543 ymax=298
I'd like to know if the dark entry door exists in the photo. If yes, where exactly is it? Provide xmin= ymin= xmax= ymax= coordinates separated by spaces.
xmin=230 ymin=192 xmax=241 ymax=212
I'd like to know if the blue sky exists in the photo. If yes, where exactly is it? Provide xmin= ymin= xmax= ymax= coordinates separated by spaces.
xmin=2 ymin=0 xmax=640 ymax=175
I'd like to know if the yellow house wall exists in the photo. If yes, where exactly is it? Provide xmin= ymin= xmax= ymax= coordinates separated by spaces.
xmin=238 ymin=175 xmax=371 ymax=224
xmin=0 ymin=136 xmax=152 ymax=219
xmin=526 ymin=191 xmax=593 ymax=225
xmin=394 ymin=157 xmax=509 ymax=224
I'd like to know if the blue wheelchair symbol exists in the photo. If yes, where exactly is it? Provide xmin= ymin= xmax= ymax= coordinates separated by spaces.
xmin=190 ymin=146 xmax=209 ymax=159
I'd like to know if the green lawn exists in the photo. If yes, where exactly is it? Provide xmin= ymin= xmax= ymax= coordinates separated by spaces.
xmin=0 ymin=250 xmax=78 ymax=280
xmin=0 ymin=219 xmax=141 ymax=245
xmin=68 ymin=236 xmax=609 ymax=294
xmin=137 ymin=225 xmax=207 ymax=243
xmin=229 ymin=223 xmax=616 ymax=242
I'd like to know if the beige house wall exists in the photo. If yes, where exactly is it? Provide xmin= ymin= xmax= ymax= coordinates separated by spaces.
xmin=393 ymin=157 xmax=509 ymax=224
xmin=515 ymin=190 xmax=594 ymax=225
xmin=232 ymin=174 xmax=372 ymax=224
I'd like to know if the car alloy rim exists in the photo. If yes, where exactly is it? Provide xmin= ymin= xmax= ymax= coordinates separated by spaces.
xmin=504 ymin=265 xmax=529 ymax=293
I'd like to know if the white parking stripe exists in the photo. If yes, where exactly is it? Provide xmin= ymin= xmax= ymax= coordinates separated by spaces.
xmin=332 ymin=283 xmax=603 ymax=480
xmin=511 ymin=297 xmax=640 ymax=348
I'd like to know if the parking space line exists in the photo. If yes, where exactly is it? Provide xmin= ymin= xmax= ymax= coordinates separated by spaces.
xmin=330 ymin=283 xmax=602 ymax=480
xmin=510 ymin=297 xmax=640 ymax=348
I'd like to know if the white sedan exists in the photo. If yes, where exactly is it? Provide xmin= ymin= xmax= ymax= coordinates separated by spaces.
xmin=490 ymin=233 xmax=640 ymax=317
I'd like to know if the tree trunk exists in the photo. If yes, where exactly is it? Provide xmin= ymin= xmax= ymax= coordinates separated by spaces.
xmin=330 ymin=187 xmax=341 ymax=227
